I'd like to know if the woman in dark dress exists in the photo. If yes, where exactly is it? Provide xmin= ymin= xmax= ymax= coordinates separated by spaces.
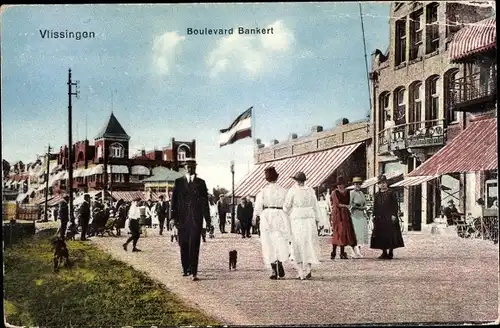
xmin=370 ymin=174 xmax=405 ymax=259
xmin=330 ymin=176 xmax=357 ymax=259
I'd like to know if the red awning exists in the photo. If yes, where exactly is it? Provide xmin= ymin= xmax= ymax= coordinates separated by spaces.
xmin=47 ymin=194 xmax=66 ymax=207
xmin=111 ymin=191 xmax=147 ymax=202
xmin=449 ymin=17 xmax=496 ymax=62
xmin=234 ymin=142 xmax=363 ymax=197
xmin=409 ymin=118 xmax=497 ymax=177
xmin=390 ymin=175 xmax=438 ymax=187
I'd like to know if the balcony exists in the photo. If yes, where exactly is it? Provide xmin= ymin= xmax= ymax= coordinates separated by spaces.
xmin=449 ymin=70 xmax=497 ymax=112
xmin=378 ymin=119 xmax=446 ymax=155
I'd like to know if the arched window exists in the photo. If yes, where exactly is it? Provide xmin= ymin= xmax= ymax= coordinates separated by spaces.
xmin=109 ymin=143 xmax=124 ymax=158
xmin=426 ymin=75 xmax=440 ymax=126
xmin=393 ymin=87 xmax=406 ymax=125
xmin=378 ymin=92 xmax=391 ymax=131
xmin=444 ymin=68 xmax=460 ymax=124
xmin=409 ymin=81 xmax=423 ymax=134
xmin=178 ymin=148 xmax=186 ymax=161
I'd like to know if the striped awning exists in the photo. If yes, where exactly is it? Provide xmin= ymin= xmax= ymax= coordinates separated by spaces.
xmin=111 ymin=191 xmax=147 ymax=202
xmin=34 ymin=195 xmax=54 ymax=205
xmin=234 ymin=142 xmax=363 ymax=197
xmin=48 ymin=194 xmax=66 ymax=207
xmin=449 ymin=17 xmax=496 ymax=62
xmin=83 ymin=167 xmax=95 ymax=176
xmin=74 ymin=169 xmax=85 ymax=178
xmin=390 ymin=175 xmax=437 ymax=188
xmin=347 ymin=171 xmax=403 ymax=190
xmin=409 ymin=118 xmax=497 ymax=177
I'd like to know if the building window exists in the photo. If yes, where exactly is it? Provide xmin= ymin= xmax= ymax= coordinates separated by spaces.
xmin=97 ymin=145 xmax=103 ymax=159
xmin=426 ymin=76 xmax=440 ymax=126
xmin=395 ymin=18 xmax=407 ymax=66
xmin=178 ymin=149 xmax=186 ymax=161
xmin=409 ymin=82 xmax=423 ymax=133
xmin=426 ymin=3 xmax=439 ymax=54
xmin=444 ymin=69 xmax=460 ymax=124
xmin=394 ymin=87 xmax=406 ymax=125
xmin=379 ymin=92 xmax=391 ymax=131
xmin=109 ymin=143 xmax=124 ymax=158
xmin=410 ymin=10 xmax=424 ymax=60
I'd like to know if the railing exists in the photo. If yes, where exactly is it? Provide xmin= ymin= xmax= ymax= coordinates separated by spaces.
xmin=378 ymin=119 xmax=446 ymax=153
xmin=450 ymin=70 xmax=497 ymax=109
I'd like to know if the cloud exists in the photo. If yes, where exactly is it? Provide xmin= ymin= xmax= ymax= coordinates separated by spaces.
xmin=206 ymin=20 xmax=295 ymax=79
xmin=152 ymin=31 xmax=186 ymax=75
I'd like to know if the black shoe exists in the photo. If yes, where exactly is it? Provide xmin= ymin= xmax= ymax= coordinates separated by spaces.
xmin=330 ymin=251 xmax=336 ymax=260
xmin=305 ymin=272 xmax=312 ymax=280
xmin=242 ymin=235 xmax=246 ymax=238
xmin=340 ymin=253 xmax=348 ymax=259
xmin=247 ymin=234 xmax=251 ymax=238
xmin=192 ymin=276 xmax=199 ymax=281
xmin=387 ymin=253 xmax=394 ymax=259
xmin=132 ymin=248 xmax=141 ymax=252
xmin=123 ymin=243 xmax=128 ymax=251
xmin=277 ymin=261 xmax=285 ymax=278
xmin=378 ymin=253 xmax=389 ymax=259
xmin=270 ymin=263 xmax=278 ymax=279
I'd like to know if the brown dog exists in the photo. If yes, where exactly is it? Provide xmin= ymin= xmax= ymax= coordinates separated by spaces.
xmin=51 ymin=236 xmax=71 ymax=272
xmin=229 ymin=250 xmax=237 ymax=270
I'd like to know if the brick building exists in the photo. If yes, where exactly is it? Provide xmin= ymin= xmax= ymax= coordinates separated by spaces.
xmin=234 ymin=119 xmax=373 ymax=199
xmin=4 ymin=112 xmax=196 ymax=205
xmin=369 ymin=2 xmax=494 ymax=231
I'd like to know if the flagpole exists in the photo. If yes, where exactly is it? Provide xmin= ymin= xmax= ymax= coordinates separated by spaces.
xmin=251 ymin=105 xmax=256 ymax=160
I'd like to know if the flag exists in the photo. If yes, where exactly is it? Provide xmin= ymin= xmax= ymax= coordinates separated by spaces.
xmin=219 ymin=107 xmax=252 ymax=147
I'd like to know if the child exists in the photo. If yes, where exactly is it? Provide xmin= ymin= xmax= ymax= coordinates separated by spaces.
xmin=170 ymin=220 xmax=178 ymax=243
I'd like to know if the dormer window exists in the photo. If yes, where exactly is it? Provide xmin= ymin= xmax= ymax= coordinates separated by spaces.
xmin=178 ymin=149 xmax=186 ymax=161
xmin=109 ymin=143 xmax=124 ymax=158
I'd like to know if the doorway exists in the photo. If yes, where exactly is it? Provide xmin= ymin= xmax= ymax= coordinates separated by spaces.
xmin=409 ymin=185 xmax=422 ymax=231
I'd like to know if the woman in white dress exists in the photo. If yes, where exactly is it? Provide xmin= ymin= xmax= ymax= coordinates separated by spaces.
xmin=349 ymin=177 xmax=369 ymax=258
xmin=317 ymin=194 xmax=331 ymax=235
xmin=252 ymin=166 xmax=291 ymax=280
xmin=283 ymin=172 xmax=322 ymax=280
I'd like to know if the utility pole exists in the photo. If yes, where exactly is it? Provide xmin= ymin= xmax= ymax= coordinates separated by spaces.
xmin=44 ymin=144 xmax=52 ymax=222
xmin=68 ymin=69 xmax=79 ymax=222
xmin=230 ymin=160 xmax=235 ymax=233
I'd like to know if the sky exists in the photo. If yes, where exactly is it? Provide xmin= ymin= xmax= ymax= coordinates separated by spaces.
xmin=1 ymin=3 xmax=391 ymax=191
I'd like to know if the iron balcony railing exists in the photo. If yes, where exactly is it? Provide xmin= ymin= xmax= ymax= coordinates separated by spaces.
xmin=378 ymin=118 xmax=446 ymax=153
xmin=450 ymin=70 xmax=497 ymax=109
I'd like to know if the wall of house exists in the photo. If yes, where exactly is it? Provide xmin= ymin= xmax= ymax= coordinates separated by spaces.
xmin=371 ymin=1 xmax=494 ymax=230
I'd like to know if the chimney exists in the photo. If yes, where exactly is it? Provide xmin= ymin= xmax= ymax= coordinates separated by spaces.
xmin=289 ymin=133 xmax=298 ymax=140
xmin=311 ymin=126 xmax=323 ymax=133
xmin=257 ymin=143 xmax=265 ymax=149
xmin=141 ymin=148 xmax=146 ymax=157
xmin=255 ymin=138 xmax=262 ymax=145
xmin=270 ymin=139 xmax=279 ymax=145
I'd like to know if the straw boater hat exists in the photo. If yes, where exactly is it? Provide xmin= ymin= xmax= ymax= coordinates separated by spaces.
xmin=291 ymin=172 xmax=307 ymax=182
xmin=264 ymin=166 xmax=279 ymax=181
xmin=352 ymin=177 xmax=363 ymax=184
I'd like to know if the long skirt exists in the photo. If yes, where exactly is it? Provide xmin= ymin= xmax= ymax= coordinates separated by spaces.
xmin=289 ymin=218 xmax=320 ymax=264
xmin=370 ymin=215 xmax=405 ymax=250
xmin=351 ymin=210 xmax=369 ymax=245
xmin=259 ymin=209 xmax=291 ymax=267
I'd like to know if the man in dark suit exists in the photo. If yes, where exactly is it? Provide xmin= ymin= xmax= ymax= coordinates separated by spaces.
xmin=217 ymin=195 xmax=229 ymax=233
xmin=155 ymin=195 xmax=169 ymax=235
xmin=171 ymin=159 xmax=211 ymax=281
xmin=79 ymin=194 xmax=91 ymax=241
xmin=58 ymin=195 xmax=70 ymax=239
xmin=237 ymin=197 xmax=254 ymax=238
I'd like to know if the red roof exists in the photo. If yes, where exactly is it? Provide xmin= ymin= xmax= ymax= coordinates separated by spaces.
xmin=409 ymin=118 xmax=497 ymax=176
xmin=449 ymin=17 xmax=496 ymax=62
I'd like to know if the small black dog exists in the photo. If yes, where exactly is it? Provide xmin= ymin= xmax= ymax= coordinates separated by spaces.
xmin=229 ymin=250 xmax=237 ymax=270
xmin=51 ymin=236 xmax=71 ymax=272
xmin=65 ymin=222 xmax=78 ymax=241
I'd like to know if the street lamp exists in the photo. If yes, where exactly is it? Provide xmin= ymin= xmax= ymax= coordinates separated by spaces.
xmin=230 ymin=160 xmax=235 ymax=233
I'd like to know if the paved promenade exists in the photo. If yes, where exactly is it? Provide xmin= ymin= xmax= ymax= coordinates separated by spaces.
xmin=91 ymin=231 xmax=498 ymax=325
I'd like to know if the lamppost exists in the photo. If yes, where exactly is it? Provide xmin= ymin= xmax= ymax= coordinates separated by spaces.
xmin=230 ymin=160 xmax=235 ymax=233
